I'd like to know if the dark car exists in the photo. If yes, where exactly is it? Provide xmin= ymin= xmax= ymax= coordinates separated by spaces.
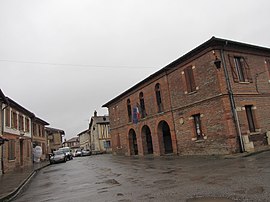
xmin=81 ymin=149 xmax=91 ymax=156
xmin=50 ymin=150 xmax=67 ymax=164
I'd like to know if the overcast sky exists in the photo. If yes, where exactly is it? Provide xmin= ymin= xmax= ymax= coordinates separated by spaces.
xmin=1 ymin=0 xmax=270 ymax=140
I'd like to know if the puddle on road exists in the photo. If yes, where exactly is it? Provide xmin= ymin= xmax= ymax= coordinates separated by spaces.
xmin=187 ymin=197 xmax=235 ymax=202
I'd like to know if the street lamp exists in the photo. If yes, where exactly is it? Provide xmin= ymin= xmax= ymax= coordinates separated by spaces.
xmin=214 ymin=56 xmax=222 ymax=69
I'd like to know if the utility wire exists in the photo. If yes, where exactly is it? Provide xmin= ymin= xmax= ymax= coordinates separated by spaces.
xmin=0 ymin=59 xmax=156 ymax=69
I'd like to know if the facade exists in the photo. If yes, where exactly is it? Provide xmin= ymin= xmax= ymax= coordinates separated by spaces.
xmin=89 ymin=111 xmax=111 ymax=154
xmin=77 ymin=129 xmax=90 ymax=150
xmin=32 ymin=117 xmax=49 ymax=161
xmin=2 ymin=97 xmax=35 ymax=173
xmin=45 ymin=127 xmax=65 ymax=153
xmin=0 ymin=89 xmax=9 ymax=174
xmin=63 ymin=137 xmax=80 ymax=153
xmin=103 ymin=37 xmax=270 ymax=156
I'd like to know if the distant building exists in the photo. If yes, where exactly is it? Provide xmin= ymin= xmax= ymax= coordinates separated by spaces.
xmin=45 ymin=127 xmax=65 ymax=153
xmin=77 ymin=129 xmax=90 ymax=150
xmin=32 ymin=117 xmax=49 ymax=161
xmin=103 ymin=37 xmax=270 ymax=156
xmin=63 ymin=137 xmax=80 ymax=153
xmin=89 ymin=111 xmax=111 ymax=154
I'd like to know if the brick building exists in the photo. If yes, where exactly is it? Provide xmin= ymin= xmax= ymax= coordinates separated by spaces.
xmin=2 ymin=97 xmax=35 ymax=172
xmin=45 ymin=127 xmax=65 ymax=153
xmin=103 ymin=37 xmax=270 ymax=156
xmin=32 ymin=117 xmax=49 ymax=161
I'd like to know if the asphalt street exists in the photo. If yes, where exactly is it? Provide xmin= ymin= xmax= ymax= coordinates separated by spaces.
xmin=13 ymin=151 xmax=270 ymax=202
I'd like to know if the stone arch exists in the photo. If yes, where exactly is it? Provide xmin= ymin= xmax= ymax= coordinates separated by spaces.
xmin=141 ymin=125 xmax=153 ymax=154
xmin=128 ymin=129 xmax=138 ymax=155
xmin=158 ymin=120 xmax=173 ymax=154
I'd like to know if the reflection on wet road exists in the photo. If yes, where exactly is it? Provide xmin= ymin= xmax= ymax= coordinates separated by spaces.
xmin=13 ymin=151 xmax=270 ymax=202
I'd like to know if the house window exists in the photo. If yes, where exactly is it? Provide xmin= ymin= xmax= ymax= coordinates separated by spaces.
xmin=127 ymin=99 xmax=132 ymax=122
xmin=19 ymin=115 xmax=24 ymax=131
xmin=245 ymin=105 xmax=256 ymax=133
xmin=139 ymin=92 xmax=146 ymax=118
xmin=11 ymin=111 xmax=17 ymax=129
xmin=25 ymin=118 xmax=30 ymax=132
xmin=155 ymin=83 xmax=163 ymax=112
xmin=266 ymin=59 xmax=270 ymax=79
xmin=8 ymin=139 xmax=16 ymax=160
xmin=5 ymin=107 xmax=10 ymax=127
xmin=193 ymin=114 xmax=203 ymax=139
xmin=33 ymin=123 xmax=36 ymax=136
xmin=230 ymin=56 xmax=252 ymax=83
xmin=184 ymin=66 xmax=196 ymax=93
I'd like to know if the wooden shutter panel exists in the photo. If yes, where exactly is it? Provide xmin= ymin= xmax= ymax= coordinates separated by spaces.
xmin=228 ymin=54 xmax=239 ymax=82
xmin=243 ymin=57 xmax=252 ymax=82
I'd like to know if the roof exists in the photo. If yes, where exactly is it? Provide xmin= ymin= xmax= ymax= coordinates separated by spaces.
xmin=45 ymin=127 xmax=65 ymax=134
xmin=6 ymin=97 xmax=35 ymax=117
xmin=33 ymin=117 xmax=49 ymax=126
xmin=89 ymin=115 xmax=110 ymax=128
xmin=0 ymin=89 xmax=8 ymax=104
xmin=102 ymin=36 xmax=270 ymax=107
xmin=77 ymin=129 xmax=90 ymax=136
xmin=64 ymin=137 xmax=79 ymax=143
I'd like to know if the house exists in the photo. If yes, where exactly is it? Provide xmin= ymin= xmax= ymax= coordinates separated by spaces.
xmin=77 ymin=129 xmax=90 ymax=150
xmin=1 ymin=96 xmax=35 ymax=173
xmin=0 ymin=89 xmax=9 ymax=174
xmin=32 ymin=117 xmax=49 ymax=161
xmin=45 ymin=127 xmax=65 ymax=153
xmin=63 ymin=137 xmax=80 ymax=153
xmin=89 ymin=111 xmax=111 ymax=154
xmin=103 ymin=37 xmax=270 ymax=156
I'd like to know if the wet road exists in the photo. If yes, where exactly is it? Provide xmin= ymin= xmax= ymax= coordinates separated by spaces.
xmin=13 ymin=151 xmax=270 ymax=202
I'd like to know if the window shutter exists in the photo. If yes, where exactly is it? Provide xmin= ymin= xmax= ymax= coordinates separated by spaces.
xmin=228 ymin=54 xmax=239 ymax=82
xmin=243 ymin=57 xmax=252 ymax=82
xmin=184 ymin=68 xmax=191 ymax=92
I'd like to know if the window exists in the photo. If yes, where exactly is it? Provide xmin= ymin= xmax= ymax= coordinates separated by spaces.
xmin=193 ymin=114 xmax=203 ymax=139
xmin=266 ymin=59 xmax=270 ymax=79
xmin=245 ymin=105 xmax=256 ymax=133
xmin=139 ymin=92 xmax=146 ymax=118
xmin=155 ymin=83 xmax=163 ymax=112
xmin=19 ymin=115 xmax=24 ymax=131
xmin=230 ymin=56 xmax=252 ymax=83
xmin=127 ymin=99 xmax=132 ymax=122
xmin=11 ymin=111 xmax=17 ymax=129
xmin=8 ymin=139 xmax=16 ymax=160
xmin=25 ymin=118 xmax=30 ymax=132
xmin=33 ymin=123 xmax=36 ymax=136
xmin=5 ymin=107 xmax=10 ymax=127
xmin=184 ymin=66 xmax=196 ymax=93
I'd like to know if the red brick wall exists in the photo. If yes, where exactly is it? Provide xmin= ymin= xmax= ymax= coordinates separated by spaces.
xmin=3 ymin=133 xmax=32 ymax=173
xmin=107 ymin=46 xmax=270 ymax=156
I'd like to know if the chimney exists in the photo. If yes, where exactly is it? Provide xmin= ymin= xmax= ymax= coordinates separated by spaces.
xmin=94 ymin=110 xmax=97 ymax=117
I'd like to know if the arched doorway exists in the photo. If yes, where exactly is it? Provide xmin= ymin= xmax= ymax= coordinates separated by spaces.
xmin=141 ymin=125 xmax=153 ymax=154
xmin=128 ymin=129 xmax=138 ymax=155
xmin=158 ymin=121 xmax=173 ymax=154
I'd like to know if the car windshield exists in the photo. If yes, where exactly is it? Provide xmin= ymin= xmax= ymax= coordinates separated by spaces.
xmin=54 ymin=150 xmax=64 ymax=155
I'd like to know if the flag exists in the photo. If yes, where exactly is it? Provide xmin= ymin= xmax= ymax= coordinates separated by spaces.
xmin=132 ymin=106 xmax=140 ymax=124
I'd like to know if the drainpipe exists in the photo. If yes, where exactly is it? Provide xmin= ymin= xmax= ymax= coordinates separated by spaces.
xmin=219 ymin=46 xmax=245 ymax=153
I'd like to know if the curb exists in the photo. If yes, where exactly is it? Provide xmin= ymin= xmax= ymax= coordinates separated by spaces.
xmin=0 ymin=163 xmax=50 ymax=202
xmin=0 ymin=171 xmax=36 ymax=202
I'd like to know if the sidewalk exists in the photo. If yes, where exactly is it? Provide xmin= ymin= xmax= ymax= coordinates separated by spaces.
xmin=0 ymin=161 xmax=50 ymax=202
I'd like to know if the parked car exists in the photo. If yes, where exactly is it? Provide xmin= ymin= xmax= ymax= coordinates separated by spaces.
xmin=59 ymin=147 xmax=73 ymax=160
xmin=82 ymin=149 xmax=91 ymax=156
xmin=50 ymin=150 xmax=67 ymax=164
xmin=74 ymin=149 xmax=82 ymax=157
